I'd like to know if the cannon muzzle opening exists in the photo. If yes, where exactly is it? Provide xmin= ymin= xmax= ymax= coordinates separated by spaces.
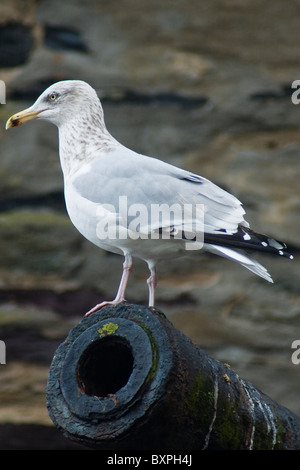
xmin=47 ymin=304 xmax=173 ymax=449
xmin=77 ymin=336 xmax=134 ymax=397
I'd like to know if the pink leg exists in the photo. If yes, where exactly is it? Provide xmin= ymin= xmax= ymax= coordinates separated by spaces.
xmin=85 ymin=254 xmax=133 ymax=316
xmin=147 ymin=261 xmax=157 ymax=307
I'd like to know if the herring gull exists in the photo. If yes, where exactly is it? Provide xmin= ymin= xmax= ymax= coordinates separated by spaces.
xmin=6 ymin=80 xmax=293 ymax=315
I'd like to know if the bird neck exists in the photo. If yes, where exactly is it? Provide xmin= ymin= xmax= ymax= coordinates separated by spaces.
xmin=57 ymin=115 xmax=117 ymax=177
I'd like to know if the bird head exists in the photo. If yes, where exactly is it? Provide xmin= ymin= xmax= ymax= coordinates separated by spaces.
xmin=6 ymin=80 xmax=101 ymax=129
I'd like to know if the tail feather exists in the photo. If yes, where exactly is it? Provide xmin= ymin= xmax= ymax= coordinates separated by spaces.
xmin=204 ymin=226 xmax=294 ymax=260
xmin=205 ymin=244 xmax=274 ymax=283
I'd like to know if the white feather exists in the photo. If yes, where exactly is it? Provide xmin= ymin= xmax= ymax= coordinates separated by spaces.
xmin=205 ymin=244 xmax=273 ymax=283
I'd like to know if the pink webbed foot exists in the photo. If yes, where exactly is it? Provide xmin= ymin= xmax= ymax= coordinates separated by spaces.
xmin=84 ymin=253 xmax=133 ymax=317
xmin=84 ymin=298 xmax=126 ymax=317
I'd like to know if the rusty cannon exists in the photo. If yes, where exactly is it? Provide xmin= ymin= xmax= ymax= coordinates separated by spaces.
xmin=46 ymin=303 xmax=300 ymax=450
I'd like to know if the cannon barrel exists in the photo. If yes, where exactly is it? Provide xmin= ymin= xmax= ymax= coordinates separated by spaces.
xmin=46 ymin=303 xmax=300 ymax=450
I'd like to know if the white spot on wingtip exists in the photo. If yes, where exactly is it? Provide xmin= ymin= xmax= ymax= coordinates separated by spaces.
xmin=243 ymin=233 xmax=251 ymax=241
xmin=261 ymin=241 xmax=268 ymax=247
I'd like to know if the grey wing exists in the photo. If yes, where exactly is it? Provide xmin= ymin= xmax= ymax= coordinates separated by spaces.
xmin=71 ymin=149 xmax=247 ymax=237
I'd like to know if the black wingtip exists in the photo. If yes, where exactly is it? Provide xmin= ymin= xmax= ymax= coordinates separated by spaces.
xmin=204 ymin=226 xmax=294 ymax=260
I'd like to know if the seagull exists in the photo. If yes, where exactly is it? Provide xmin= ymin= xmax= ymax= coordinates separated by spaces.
xmin=6 ymin=80 xmax=293 ymax=315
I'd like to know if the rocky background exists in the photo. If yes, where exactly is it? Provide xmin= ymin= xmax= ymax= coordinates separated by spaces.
xmin=0 ymin=0 xmax=300 ymax=449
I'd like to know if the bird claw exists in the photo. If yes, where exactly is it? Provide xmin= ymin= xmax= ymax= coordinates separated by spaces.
xmin=84 ymin=298 xmax=126 ymax=317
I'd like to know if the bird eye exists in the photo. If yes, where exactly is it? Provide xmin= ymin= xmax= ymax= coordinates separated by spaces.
xmin=48 ymin=92 xmax=58 ymax=102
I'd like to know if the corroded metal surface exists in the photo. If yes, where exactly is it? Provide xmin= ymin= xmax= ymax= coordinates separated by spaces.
xmin=47 ymin=303 xmax=300 ymax=450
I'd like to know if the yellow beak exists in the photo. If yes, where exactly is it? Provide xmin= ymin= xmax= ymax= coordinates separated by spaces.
xmin=5 ymin=108 xmax=41 ymax=129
